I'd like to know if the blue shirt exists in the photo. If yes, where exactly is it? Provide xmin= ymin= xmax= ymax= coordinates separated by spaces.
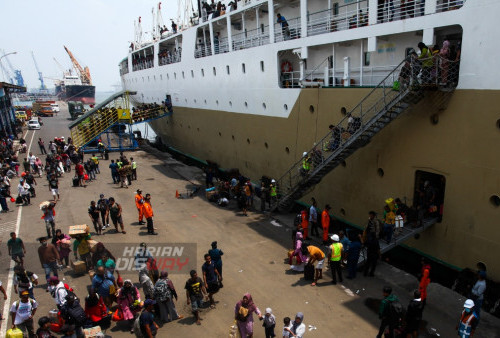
xmin=92 ymin=273 xmax=115 ymax=297
xmin=277 ymin=15 xmax=288 ymax=27
xmin=340 ymin=237 xmax=351 ymax=251
xmin=109 ymin=163 xmax=118 ymax=173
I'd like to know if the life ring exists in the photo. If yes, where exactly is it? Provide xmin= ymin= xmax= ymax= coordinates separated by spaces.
xmin=281 ymin=61 xmax=293 ymax=73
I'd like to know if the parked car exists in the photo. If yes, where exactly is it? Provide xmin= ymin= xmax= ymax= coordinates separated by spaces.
xmin=27 ymin=120 xmax=41 ymax=130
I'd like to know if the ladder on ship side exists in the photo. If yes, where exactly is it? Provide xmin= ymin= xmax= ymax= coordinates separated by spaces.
xmin=68 ymin=90 xmax=173 ymax=152
xmin=273 ymin=56 xmax=456 ymax=211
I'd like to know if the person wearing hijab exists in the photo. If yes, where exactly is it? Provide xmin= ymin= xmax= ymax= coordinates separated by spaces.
xmin=439 ymin=40 xmax=451 ymax=85
xmin=234 ymin=293 xmax=263 ymax=337
xmin=290 ymin=232 xmax=307 ymax=272
xmin=291 ymin=312 xmax=306 ymax=338
xmin=116 ymin=279 xmax=141 ymax=333
xmin=208 ymin=241 xmax=224 ymax=277
xmin=139 ymin=267 xmax=155 ymax=300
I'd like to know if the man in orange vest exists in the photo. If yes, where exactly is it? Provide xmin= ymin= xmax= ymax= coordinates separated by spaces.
xmin=321 ymin=205 xmax=331 ymax=245
xmin=419 ymin=258 xmax=431 ymax=308
xmin=143 ymin=193 xmax=157 ymax=235
xmin=300 ymin=209 xmax=309 ymax=239
xmin=135 ymin=189 xmax=145 ymax=225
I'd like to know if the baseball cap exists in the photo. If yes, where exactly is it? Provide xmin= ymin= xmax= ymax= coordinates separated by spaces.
xmin=21 ymin=290 xmax=29 ymax=296
xmin=144 ymin=299 xmax=156 ymax=307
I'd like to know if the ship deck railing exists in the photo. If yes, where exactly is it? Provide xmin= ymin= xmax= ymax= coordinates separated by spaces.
xmin=159 ymin=53 xmax=182 ymax=66
xmin=274 ymin=17 xmax=302 ymax=43
xmin=232 ymin=25 xmax=271 ymax=51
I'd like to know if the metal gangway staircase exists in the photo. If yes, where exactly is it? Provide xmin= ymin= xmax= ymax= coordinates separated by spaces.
xmin=274 ymin=56 xmax=456 ymax=211
xmin=68 ymin=90 xmax=172 ymax=152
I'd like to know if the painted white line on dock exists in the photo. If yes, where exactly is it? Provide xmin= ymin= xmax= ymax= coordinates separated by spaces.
xmin=0 ymin=129 xmax=35 ymax=337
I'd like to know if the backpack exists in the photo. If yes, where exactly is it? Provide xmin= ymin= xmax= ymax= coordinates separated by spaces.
xmin=66 ymin=302 xmax=87 ymax=326
xmin=153 ymin=279 xmax=171 ymax=302
xmin=15 ymin=299 xmax=35 ymax=311
xmin=133 ymin=314 xmax=144 ymax=338
xmin=388 ymin=300 xmax=404 ymax=328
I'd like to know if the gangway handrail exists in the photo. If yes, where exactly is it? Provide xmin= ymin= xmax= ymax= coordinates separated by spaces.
xmin=68 ymin=90 xmax=136 ymax=128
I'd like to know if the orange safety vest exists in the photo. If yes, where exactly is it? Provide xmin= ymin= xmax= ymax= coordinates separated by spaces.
xmin=322 ymin=210 xmax=330 ymax=228
xmin=135 ymin=194 xmax=144 ymax=209
xmin=301 ymin=210 xmax=308 ymax=228
xmin=143 ymin=202 xmax=154 ymax=218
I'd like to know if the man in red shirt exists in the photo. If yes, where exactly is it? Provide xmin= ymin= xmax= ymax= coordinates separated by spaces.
xmin=75 ymin=162 xmax=85 ymax=187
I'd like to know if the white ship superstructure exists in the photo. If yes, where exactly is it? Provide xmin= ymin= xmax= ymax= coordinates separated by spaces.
xmin=120 ymin=0 xmax=500 ymax=280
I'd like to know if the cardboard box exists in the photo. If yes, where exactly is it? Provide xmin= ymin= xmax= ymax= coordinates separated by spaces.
xmin=71 ymin=260 xmax=87 ymax=274
xmin=83 ymin=326 xmax=102 ymax=337
xmin=69 ymin=225 xmax=89 ymax=238
xmin=87 ymin=239 xmax=98 ymax=253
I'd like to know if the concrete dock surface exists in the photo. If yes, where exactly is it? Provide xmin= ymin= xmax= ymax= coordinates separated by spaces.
xmin=0 ymin=103 xmax=498 ymax=337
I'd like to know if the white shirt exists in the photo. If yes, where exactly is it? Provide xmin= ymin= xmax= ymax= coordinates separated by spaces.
xmin=51 ymin=282 xmax=68 ymax=306
xmin=282 ymin=323 xmax=293 ymax=337
xmin=10 ymin=298 xmax=38 ymax=325
xmin=18 ymin=182 xmax=30 ymax=196
xmin=309 ymin=205 xmax=317 ymax=222
xmin=28 ymin=155 xmax=36 ymax=165
xmin=293 ymin=323 xmax=306 ymax=338
xmin=472 ymin=280 xmax=486 ymax=300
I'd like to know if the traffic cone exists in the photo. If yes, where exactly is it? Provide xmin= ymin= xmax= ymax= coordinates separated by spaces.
xmin=175 ymin=190 xmax=180 ymax=198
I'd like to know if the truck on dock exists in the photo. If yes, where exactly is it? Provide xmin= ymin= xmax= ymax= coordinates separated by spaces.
xmin=32 ymin=101 xmax=55 ymax=117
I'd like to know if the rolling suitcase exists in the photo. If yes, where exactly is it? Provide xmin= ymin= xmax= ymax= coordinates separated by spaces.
xmin=304 ymin=263 xmax=315 ymax=281
xmin=72 ymin=177 xmax=79 ymax=187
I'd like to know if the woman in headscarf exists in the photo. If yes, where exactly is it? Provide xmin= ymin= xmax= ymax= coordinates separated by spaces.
xmin=234 ymin=293 xmax=263 ymax=337
xmin=291 ymin=312 xmax=306 ymax=337
xmin=208 ymin=241 xmax=224 ymax=278
xmin=139 ymin=266 xmax=155 ymax=300
xmin=116 ymin=279 xmax=141 ymax=333
xmin=290 ymin=232 xmax=307 ymax=272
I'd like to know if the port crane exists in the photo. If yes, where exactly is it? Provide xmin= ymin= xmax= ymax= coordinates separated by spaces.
xmin=64 ymin=46 xmax=92 ymax=85
xmin=0 ymin=50 xmax=24 ymax=86
xmin=31 ymin=51 xmax=46 ymax=90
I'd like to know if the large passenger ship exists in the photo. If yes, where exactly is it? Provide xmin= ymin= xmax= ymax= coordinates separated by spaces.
xmin=119 ymin=0 xmax=500 ymax=280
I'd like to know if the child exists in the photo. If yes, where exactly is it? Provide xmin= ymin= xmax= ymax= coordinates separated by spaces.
xmin=263 ymin=308 xmax=276 ymax=338
xmin=36 ymin=316 xmax=56 ymax=338
xmin=282 ymin=316 xmax=293 ymax=338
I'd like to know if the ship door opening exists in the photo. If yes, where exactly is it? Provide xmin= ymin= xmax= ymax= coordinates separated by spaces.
xmin=413 ymin=170 xmax=446 ymax=223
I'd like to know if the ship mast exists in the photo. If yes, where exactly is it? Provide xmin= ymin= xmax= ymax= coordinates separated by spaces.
xmin=63 ymin=46 xmax=92 ymax=85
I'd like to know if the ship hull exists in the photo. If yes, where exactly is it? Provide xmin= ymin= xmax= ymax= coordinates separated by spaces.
xmin=63 ymin=85 xmax=95 ymax=104
xmin=146 ymin=87 xmax=500 ymax=278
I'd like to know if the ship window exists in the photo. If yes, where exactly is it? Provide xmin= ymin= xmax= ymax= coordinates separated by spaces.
xmin=229 ymin=101 xmax=232 ymax=106
xmin=244 ymin=102 xmax=248 ymax=108
xmin=174 ymin=72 xmax=177 ymax=79
xmin=182 ymin=71 xmax=185 ymax=79
xmin=364 ymin=52 xmax=371 ymax=66
xmin=285 ymin=147 xmax=290 ymax=154
xmin=154 ymin=75 xmax=156 ymax=81
xmin=333 ymin=3 xmax=339 ymax=15
xmin=191 ymin=70 xmax=194 ymax=78
xmin=142 ymin=77 xmax=144 ymax=82
xmin=242 ymin=63 xmax=246 ymax=73
xmin=226 ymin=65 xmax=230 ymax=75
xmin=262 ymin=103 xmax=267 ymax=109
xmin=148 ymin=76 xmax=150 ymax=81
xmin=260 ymin=61 xmax=264 ymax=72
xmin=284 ymin=104 xmax=288 ymax=111
xmin=413 ymin=170 xmax=446 ymax=221
xmin=490 ymin=195 xmax=500 ymax=207
xmin=216 ymin=100 xmax=219 ymax=105
xmin=160 ymin=74 xmax=162 ymax=80
xmin=201 ymin=68 xmax=205 ymax=77
xmin=213 ymin=67 xmax=217 ymax=76
xmin=204 ymin=99 xmax=207 ymax=104
xmin=167 ymin=74 xmax=170 ymax=80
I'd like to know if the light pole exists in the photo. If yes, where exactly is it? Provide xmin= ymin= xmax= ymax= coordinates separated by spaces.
xmin=0 ymin=51 xmax=18 ymax=83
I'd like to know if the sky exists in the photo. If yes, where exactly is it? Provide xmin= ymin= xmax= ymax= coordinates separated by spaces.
xmin=0 ymin=0 xmax=184 ymax=92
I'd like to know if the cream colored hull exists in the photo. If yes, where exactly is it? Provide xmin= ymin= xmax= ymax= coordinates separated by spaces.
xmin=149 ymin=87 xmax=500 ymax=279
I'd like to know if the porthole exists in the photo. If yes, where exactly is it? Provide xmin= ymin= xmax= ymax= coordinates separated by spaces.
xmin=218 ymin=132 xmax=222 ymax=137
xmin=201 ymin=69 xmax=205 ymax=77
xmin=377 ymin=168 xmax=384 ymax=177
xmin=148 ymin=76 xmax=150 ymax=81
xmin=213 ymin=67 xmax=216 ymax=76
xmin=174 ymin=72 xmax=177 ymax=79
xmin=229 ymin=101 xmax=232 ymax=107
xmin=191 ymin=70 xmax=194 ymax=78
xmin=197 ymin=127 xmax=200 ymax=132
xmin=242 ymin=63 xmax=246 ymax=73
xmin=182 ymin=71 xmax=185 ymax=79
xmin=262 ymin=103 xmax=267 ymax=109
xmin=309 ymin=105 xmax=314 ymax=113
xmin=341 ymin=107 xmax=347 ymax=115
xmin=284 ymin=104 xmax=288 ymax=111
xmin=340 ymin=208 xmax=346 ymax=216
xmin=204 ymin=99 xmax=207 ymax=104
xmin=154 ymin=75 xmax=156 ymax=81
xmin=160 ymin=74 xmax=162 ymax=80
xmin=260 ymin=61 xmax=264 ymax=72
xmin=216 ymin=100 xmax=219 ymax=105
xmin=285 ymin=147 xmax=290 ymax=154
xmin=167 ymin=74 xmax=170 ymax=80
xmin=226 ymin=65 xmax=230 ymax=75
xmin=247 ymin=138 xmax=250 ymax=144
xmin=232 ymin=135 xmax=235 ymax=141
xmin=431 ymin=114 xmax=439 ymax=125
xmin=490 ymin=195 xmax=500 ymax=207
xmin=194 ymin=99 xmax=197 ymax=103
xmin=244 ymin=102 xmax=248 ymax=108
xmin=264 ymin=142 xmax=269 ymax=149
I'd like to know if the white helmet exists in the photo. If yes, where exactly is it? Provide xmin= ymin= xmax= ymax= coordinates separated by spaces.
xmin=303 ymin=152 xmax=308 ymax=157
xmin=331 ymin=234 xmax=339 ymax=242
xmin=464 ymin=299 xmax=475 ymax=308
xmin=271 ymin=179 xmax=276 ymax=183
